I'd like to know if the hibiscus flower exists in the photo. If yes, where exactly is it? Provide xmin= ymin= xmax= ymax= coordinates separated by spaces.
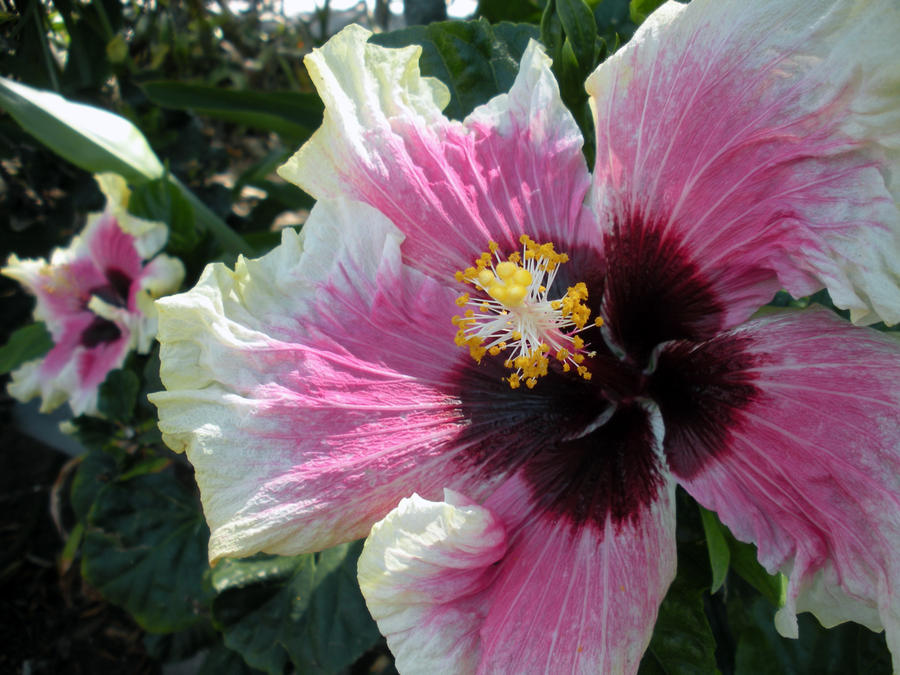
xmin=5 ymin=173 xmax=184 ymax=417
xmin=150 ymin=0 xmax=900 ymax=672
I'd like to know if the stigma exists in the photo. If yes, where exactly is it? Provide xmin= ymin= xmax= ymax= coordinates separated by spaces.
xmin=452 ymin=235 xmax=603 ymax=389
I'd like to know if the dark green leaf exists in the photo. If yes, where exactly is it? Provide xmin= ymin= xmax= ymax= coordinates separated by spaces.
xmin=557 ymin=0 xmax=598 ymax=73
xmin=639 ymin=546 xmax=720 ymax=675
xmin=731 ymin=594 xmax=891 ymax=675
xmin=210 ymin=542 xmax=381 ymax=674
xmin=143 ymin=620 xmax=219 ymax=663
xmin=97 ymin=368 xmax=140 ymax=422
xmin=728 ymin=538 xmax=786 ymax=608
xmin=629 ymin=0 xmax=666 ymax=25
xmin=70 ymin=446 xmax=119 ymax=523
xmin=476 ymin=0 xmax=543 ymax=24
xmin=0 ymin=76 xmax=163 ymax=183
xmin=198 ymin=644 xmax=266 ymax=675
xmin=591 ymin=0 xmax=637 ymax=47
xmin=699 ymin=506 xmax=730 ymax=594
xmin=129 ymin=176 xmax=200 ymax=253
xmin=81 ymin=468 xmax=211 ymax=633
xmin=371 ymin=19 xmax=539 ymax=120
xmin=0 ymin=323 xmax=53 ymax=375
xmin=141 ymin=82 xmax=323 ymax=145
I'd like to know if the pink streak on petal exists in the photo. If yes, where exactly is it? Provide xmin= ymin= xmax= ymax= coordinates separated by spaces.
xmin=83 ymin=211 xmax=143 ymax=284
xmin=76 ymin=330 xmax=130 ymax=390
xmin=588 ymin=0 xmax=900 ymax=327
xmin=672 ymin=308 xmax=900 ymax=664
xmin=287 ymin=39 xmax=591 ymax=278
xmin=473 ymin=471 xmax=676 ymax=674
xmin=39 ymin=314 xmax=96 ymax=378
xmin=358 ymin=491 xmax=508 ymax=674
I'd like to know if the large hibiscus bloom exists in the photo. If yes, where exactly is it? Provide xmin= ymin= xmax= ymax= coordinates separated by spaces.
xmin=5 ymin=173 xmax=184 ymax=416
xmin=151 ymin=1 xmax=900 ymax=672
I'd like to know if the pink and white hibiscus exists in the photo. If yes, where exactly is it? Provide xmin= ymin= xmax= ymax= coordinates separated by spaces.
xmin=5 ymin=173 xmax=184 ymax=417
xmin=151 ymin=1 xmax=900 ymax=672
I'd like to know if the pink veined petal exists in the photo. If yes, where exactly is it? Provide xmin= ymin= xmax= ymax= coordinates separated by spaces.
xmin=278 ymin=26 xmax=592 ymax=280
xmin=658 ymin=308 xmax=900 ymax=668
xmin=80 ymin=210 xmax=144 ymax=291
xmin=151 ymin=199 xmax=510 ymax=564
xmin=358 ymin=490 xmax=508 ymax=675
xmin=587 ymin=0 xmax=900 ymax=328
xmin=358 ymin=412 xmax=677 ymax=675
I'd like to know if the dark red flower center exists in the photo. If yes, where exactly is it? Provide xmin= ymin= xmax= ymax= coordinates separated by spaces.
xmin=453 ymin=222 xmax=763 ymax=534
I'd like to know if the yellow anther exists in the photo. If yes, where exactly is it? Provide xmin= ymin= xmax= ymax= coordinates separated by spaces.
xmin=595 ymin=316 xmax=605 ymax=327
xmin=488 ymin=283 xmax=508 ymax=303
xmin=489 ymin=345 xmax=502 ymax=356
xmin=505 ymin=284 xmax=527 ymax=305
xmin=455 ymin=293 xmax=470 ymax=307
xmin=496 ymin=260 xmax=517 ymax=279
xmin=512 ymin=268 xmax=532 ymax=286
xmin=477 ymin=269 xmax=494 ymax=286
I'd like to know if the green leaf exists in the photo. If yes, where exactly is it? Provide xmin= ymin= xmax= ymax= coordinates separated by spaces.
xmin=97 ymin=368 xmax=140 ymax=423
xmin=141 ymin=82 xmax=323 ymax=145
xmin=0 ymin=76 xmax=163 ymax=183
xmin=731 ymin=594 xmax=891 ymax=675
xmin=476 ymin=0 xmax=543 ymax=24
xmin=629 ymin=0 xmax=666 ymax=25
xmin=198 ymin=644 xmax=266 ymax=675
xmin=729 ymin=538 xmax=786 ymax=608
xmin=81 ymin=468 xmax=211 ymax=633
xmin=0 ymin=323 xmax=53 ymax=375
xmin=556 ymin=0 xmax=598 ymax=74
xmin=699 ymin=506 xmax=731 ymax=594
xmin=210 ymin=542 xmax=381 ymax=674
xmin=638 ymin=546 xmax=721 ymax=675
xmin=70 ymin=447 xmax=119 ymax=523
xmin=129 ymin=176 xmax=200 ymax=253
xmin=0 ymin=77 xmax=250 ymax=257
xmin=371 ymin=19 xmax=539 ymax=120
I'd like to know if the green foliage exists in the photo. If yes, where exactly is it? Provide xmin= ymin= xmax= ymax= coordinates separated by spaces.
xmin=0 ymin=75 xmax=164 ymax=183
xmin=639 ymin=545 xmax=720 ymax=675
xmin=371 ymin=19 xmax=539 ymax=120
xmin=97 ymin=368 xmax=141 ymax=423
xmin=477 ymin=0 xmax=544 ymax=24
xmin=630 ymin=0 xmax=667 ymax=25
xmin=0 ymin=322 xmax=53 ymax=374
xmin=129 ymin=176 xmax=200 ymax=253
xmin=77 ymin=457 xmax=211 ymax=633
xmin=209 ymin=542 xmax=381 ymax=674
xmin=699 ymin=505 xmax=731 ymax=594
xmin=141 ymin=82 xmax=323 ymax=146
xmin=729 ymin=591 xmax=891 ymax=675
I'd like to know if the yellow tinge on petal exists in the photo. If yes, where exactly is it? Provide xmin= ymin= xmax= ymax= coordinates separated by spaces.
xmin=452 ymin=235 xmax=601 ymax=389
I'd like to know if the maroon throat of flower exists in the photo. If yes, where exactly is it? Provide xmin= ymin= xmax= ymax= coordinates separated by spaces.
xmin=452 ymin=235 xmax=603 ymax=389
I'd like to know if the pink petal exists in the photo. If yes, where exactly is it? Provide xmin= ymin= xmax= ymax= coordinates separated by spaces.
xmin=151 ymin=200 xmax=498 ymax=563
xmin=358 ymin=408 xmax=677 ymax=674
xmin=81 ymin=210 xmax=143 ymax=291
xmin=587 ymin=0 xmax=900 ymax=328
xmin=278 ymin=26 xmax=591 ymax=280
xmin=653 ymin=307 xmax=900 ymax=667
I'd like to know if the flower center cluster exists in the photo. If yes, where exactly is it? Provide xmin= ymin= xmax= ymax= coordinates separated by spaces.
xmin=452 ymin=235 xmax=602 ymax=389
